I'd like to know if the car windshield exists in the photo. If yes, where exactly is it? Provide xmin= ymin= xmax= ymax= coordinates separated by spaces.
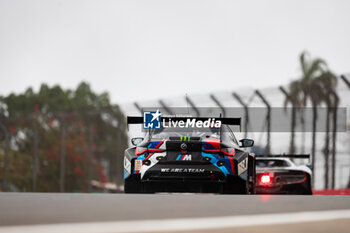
xmin=149 ymin=126 xmax=220 ymax=139
xmin=146 ymin=124 xmax=240 ymax=147
xmin=256 ymin=159 xmax=290 ymax=168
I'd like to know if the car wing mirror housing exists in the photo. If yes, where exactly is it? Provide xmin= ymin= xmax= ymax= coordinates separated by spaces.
xmin=240 ymin=139 xmax=254 ymax=148
xmin=131 ymin=137 xmax=144 ymax=146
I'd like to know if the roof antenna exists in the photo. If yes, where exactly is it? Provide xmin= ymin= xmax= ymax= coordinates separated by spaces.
xmin=185 ymin=93 xmax=190 ymax=115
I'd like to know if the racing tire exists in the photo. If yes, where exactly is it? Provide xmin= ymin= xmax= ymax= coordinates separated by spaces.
xmin=303 ymin=188 xmax=313 ymax=195
xmin=248 ymin=155 xmax=256 ymax=194
xmin=141 ymin=183 xmax=156 ymax=194
xmin=222 ymin=176 xmax=249 ymax=194
xmin=124 ymin=174 xmax=142 ymax=193
xmin=302 ymin=176 xmax=313 ymax=195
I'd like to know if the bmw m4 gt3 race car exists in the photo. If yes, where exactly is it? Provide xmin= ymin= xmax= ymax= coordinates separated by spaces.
xmin=255 ymin=155 xmax=312 ymax=195
xmin=124 ymin=116 xmax=256 ymax=194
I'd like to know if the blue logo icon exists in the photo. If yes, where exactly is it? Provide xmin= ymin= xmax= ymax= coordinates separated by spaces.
xmin=143 ymin=110 xmax=162 ymax=129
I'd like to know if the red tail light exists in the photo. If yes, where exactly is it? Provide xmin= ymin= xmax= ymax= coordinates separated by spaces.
xmin=260 ymin=175 xmax=271 ymax=184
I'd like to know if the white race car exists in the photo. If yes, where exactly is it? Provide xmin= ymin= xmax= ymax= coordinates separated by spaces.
xmin=255 ymin=155 xmax=312 ymax=195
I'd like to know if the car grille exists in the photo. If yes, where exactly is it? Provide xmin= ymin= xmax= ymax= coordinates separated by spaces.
xmin=157 ymin=160 xmax=211 ymax=165
xmin=143 ymin=171 xmax=225 ymax=182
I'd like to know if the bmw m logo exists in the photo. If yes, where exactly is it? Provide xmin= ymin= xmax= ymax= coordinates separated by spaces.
xmin=176 ymin=154 xmax=192 ymax=161
xmin=143 ymin=110 xmax=161 ymax=129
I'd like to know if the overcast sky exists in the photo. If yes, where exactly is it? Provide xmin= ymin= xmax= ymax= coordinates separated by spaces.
xmin=0 ymin=0 xmax=349 ymax=104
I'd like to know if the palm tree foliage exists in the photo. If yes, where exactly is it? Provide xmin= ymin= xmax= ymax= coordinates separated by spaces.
xmin=284 ymin=51 xmax=338 ymax=188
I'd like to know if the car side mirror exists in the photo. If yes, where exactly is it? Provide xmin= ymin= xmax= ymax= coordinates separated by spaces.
xmin=240 ymin=139 xmax=254 ymax=148
xmin=131 ymin=137 xmax=144 ymax=146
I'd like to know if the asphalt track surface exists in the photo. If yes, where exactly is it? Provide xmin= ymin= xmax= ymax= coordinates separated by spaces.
xmin=1 ymin=193 xmax=350 ymax=232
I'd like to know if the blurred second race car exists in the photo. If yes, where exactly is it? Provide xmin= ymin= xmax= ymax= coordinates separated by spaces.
xmin=255 ymin=155 xmax=312 ymax=195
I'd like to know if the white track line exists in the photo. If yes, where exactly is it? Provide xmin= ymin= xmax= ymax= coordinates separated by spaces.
xmin=1 ymin=209 xmax=350 ymax=233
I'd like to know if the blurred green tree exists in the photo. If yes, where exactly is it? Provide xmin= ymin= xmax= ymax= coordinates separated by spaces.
xmin=0 ymin=82 xmax=128 ymax=192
